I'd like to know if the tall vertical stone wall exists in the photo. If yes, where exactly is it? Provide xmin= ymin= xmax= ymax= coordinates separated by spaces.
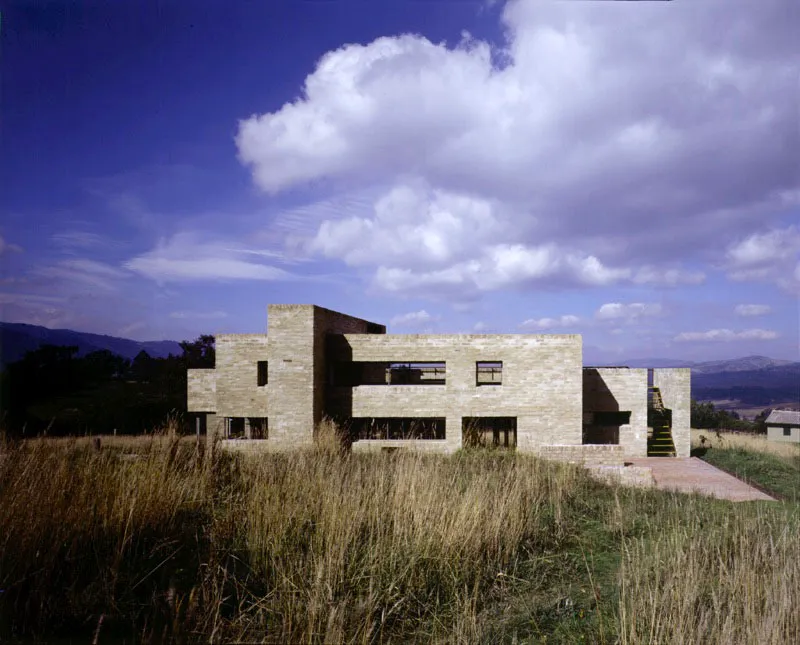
xmin=215 ymin=334 xmax=269 ymax=418
xmin=264 ymin=305 xmax=316 ymax=448
xmin=187 ymin=369 xmax=216 ymax=412
xmin=654 ymin=368 xmax=691 ymax=457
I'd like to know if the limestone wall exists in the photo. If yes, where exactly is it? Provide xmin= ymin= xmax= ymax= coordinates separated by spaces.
xmin=583 ymin=368 xmax=648 ymax=457
xmin=537 ymin=444 xmax=625 ymax=466
xmin=215 ymin=334 xmax=269 ymax=418
xmin=187 ymin=369 xmax=216 ymax=412
xmin=328 ymin=333 xmax=583 ymax=453
xmin=654 ymin=368 xmax=691 ymax=457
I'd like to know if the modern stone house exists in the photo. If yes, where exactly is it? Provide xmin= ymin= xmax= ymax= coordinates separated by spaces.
xmin=765 ymin=409 xmax=800 ymax=443
xmin=187 ymin=304 xmax=690 ymax=459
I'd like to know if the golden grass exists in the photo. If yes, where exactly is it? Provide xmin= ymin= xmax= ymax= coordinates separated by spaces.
xmin=0 ymin=426 xmax=798 ymax=643
xmin=692 ymin=428 xmax=800 ymax=461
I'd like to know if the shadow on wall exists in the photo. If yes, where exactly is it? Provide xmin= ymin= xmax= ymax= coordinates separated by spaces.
xmin=583 ymin=369 xmax=626 ymax=445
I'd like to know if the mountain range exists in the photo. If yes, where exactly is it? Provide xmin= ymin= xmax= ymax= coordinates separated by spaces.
xmin=0 ymin=322 xmax=182 ymax=367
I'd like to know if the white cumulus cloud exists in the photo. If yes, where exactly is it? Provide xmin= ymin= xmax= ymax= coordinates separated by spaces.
xmin=235 ymin=0 xmax=797 ymax=299
xmin=520 ymin=314 xmax=580 ymax=330
xmin=595 ymin=302 xmax=663 ymax=322
xmin=390 ymin=310 xmax=438 ymax=327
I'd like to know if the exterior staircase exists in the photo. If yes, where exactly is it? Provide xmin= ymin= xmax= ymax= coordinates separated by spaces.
xmin=647 ymin=386 xmax=676 ymax=457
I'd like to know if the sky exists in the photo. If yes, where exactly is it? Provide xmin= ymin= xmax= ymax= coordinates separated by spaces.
xmin=1 ymin=0 xmax=798 ymax=364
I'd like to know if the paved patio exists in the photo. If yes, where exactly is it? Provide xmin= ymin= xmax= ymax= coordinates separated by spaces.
xmin=627 ymin=457 xmax=776 ymax=502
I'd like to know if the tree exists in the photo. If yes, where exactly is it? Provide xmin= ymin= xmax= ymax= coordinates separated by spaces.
xmin=180 ymin=335 xmax=215 ymax=368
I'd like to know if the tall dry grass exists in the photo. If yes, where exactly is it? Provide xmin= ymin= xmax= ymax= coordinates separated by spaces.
xmin=619 ymin=499 xmax=800 ymax=645
xmin=692 ymin=428 xmax=800 ymax=461
xmin=0 ymin=425 xmax=797 ymax=642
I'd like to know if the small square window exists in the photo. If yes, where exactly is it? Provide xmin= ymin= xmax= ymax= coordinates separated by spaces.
xmin=784 ymin=427 xmax=792 ymax=437
xmin=257 ymin=361 xmax=268 ymax=386
xmin=476 ymin=361 xmax=502 ymax=386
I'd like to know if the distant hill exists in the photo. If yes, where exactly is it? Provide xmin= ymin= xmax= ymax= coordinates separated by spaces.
xmin=690 ymin=355 xmax=797 ymax=374
xmin=0 ymin=322 xmax=183 ymax=367
xmin=586 ymin=355 xmax=800 ymax=407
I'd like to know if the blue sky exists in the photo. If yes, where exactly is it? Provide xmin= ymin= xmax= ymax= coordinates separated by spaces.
xmin=1 ymin=0 xmax=798 ymax=364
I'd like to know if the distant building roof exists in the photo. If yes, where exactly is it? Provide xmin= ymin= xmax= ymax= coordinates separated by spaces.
xmin=765 ymin=409 xmax=800 ymax=426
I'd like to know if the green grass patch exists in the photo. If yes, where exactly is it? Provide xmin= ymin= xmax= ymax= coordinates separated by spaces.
xmin=700 ymin=446 xmax=800 ymax=502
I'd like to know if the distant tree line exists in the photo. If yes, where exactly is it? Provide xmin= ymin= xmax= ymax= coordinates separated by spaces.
xmin=0 ymin=335 xmax=215 ymax=438
xmin=690 ymin=399 xmax=771 ymax=433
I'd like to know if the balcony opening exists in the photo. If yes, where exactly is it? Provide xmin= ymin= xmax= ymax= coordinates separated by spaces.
xmin=476 ymin=361 xmax=503 ymax=386
xmin=582 ymin=411 xmax=630 ymax=445
xmin=350 ymin=417 xmax=446 ymax=441
xmin=332 ymin=361 xmax=446 ymax=386
xmin=462 ymin=417 xmax=517 ymax=448
xmin=257 ymin=361 xmax=268 ymax=386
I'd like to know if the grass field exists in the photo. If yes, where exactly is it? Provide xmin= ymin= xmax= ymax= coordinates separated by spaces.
xmin=1 ymin=427 xmax=798 ymax=643
xmin=692 ymin=429 xmax=800 ymax=502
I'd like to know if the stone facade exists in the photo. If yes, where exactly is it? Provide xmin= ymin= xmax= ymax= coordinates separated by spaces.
xmin=653 ymin=368 xmax=691 ymax=457
xmin=186 ymin=304 xmax=691 ymax=459
xmin=583 ymin=368 xmax=648 ymax=457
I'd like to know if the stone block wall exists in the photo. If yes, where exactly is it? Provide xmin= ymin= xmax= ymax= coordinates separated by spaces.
xmin=215 ymin=334 xmax=269 ymax=418
xmin=187 ymin=369 xmax=216 ymax=412
xmin=329 ymin=333 xmax=583 ymax=453
xmin=537 ymin=444 xmax=625 ymax=466
xmin=583 ymin=368 xmax=648 ymax=458
xmin=654 ymin=368 xmax=691 ymax=457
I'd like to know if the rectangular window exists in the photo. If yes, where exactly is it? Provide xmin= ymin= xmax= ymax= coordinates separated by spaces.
xmin=350 ymin=417 xmax=446 ymax=440
xmin=248 ymin=417 xmax=268 ymax=439
xmin=257 ymin=361 xmax=268 ymax=386
xmin=784 ymin=427 xmax=792 ymax=437
xmin=462 ymin=417 xmax=517 ymax=448
xmin=332 ymin=361 xmax=446 ymax=386
xmin=476 ymin=361 xmax=503 ymax=386
xmin=227 ymin=417 xmax=245 ymax=439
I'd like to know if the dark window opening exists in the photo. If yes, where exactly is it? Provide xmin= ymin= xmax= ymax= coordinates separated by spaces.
xmin=227 ymin=417 xmax=245 ymax=439
xmin=350 ymin=417 xmax=446 ymax=440
xmin=332 ymin=362 xmax=446 ymax=386
xmin=257 ymin=361 xmax=268 ymax=386
xmin=784 ymin=427 xmax=792 ymax=437
xmin=462 ymin=417 xmax=517 ymax=448
xmin=249 ymin=417 xmax=268 ymax=439
xmin=476 ymin=361 xmax=503 ymax=386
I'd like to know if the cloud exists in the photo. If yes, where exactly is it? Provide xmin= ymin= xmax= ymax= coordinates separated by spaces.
xmin=520 ymin=314 xmax=580 ymax=330
xmin=236 ymin=0 xmax=798 ymax=299
xmin=734 ymin=304 xmax=772 ymax=317
xmin=51 ymin=231 xmax=111 ymax=250
xmin=390 ymin=309 xmax=439 ymax=327
xmin=674 ymin=328 xmax=779 ymax=342
xmin=595 ymin=302 xmax=663 ymax=322
xmin=0 ymin=235 xmax=23 ymax=255
xmin=125 ymin=233 xmax=294 ymax=283
xmin=724 ymin=225 xmax=800 ymax=293
xmin=30 ymin=259 xmax=129 ymax=292
xmin=169 ymin=311 xmax=229 ymax=320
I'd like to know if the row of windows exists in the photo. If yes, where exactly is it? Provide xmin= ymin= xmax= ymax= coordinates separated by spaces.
xmin=254 ymin=361 xmax=504 ymax=387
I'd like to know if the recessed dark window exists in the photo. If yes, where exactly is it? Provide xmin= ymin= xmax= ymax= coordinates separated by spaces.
xmin=784 ymin=427 xmax=792 ymax=437
xmin=257 ymin=361 xmax=268 ymax=386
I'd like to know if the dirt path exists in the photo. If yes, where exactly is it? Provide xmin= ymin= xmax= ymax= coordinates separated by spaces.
xmin=627 ymin=457 xmax=776 ymax=502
